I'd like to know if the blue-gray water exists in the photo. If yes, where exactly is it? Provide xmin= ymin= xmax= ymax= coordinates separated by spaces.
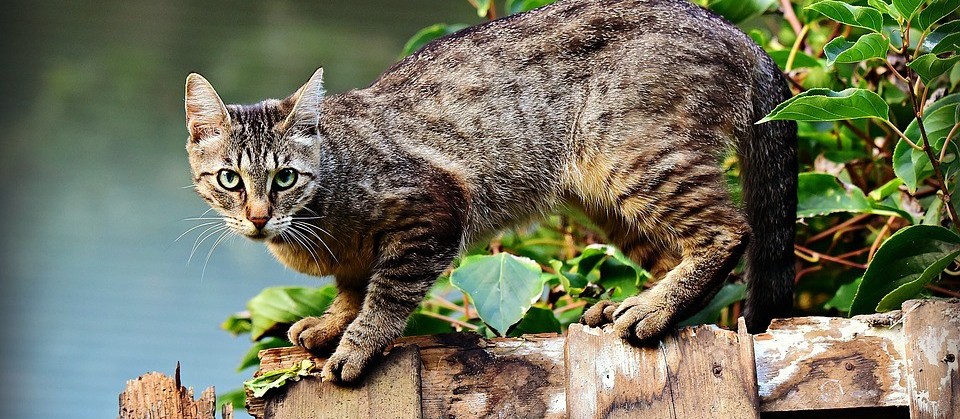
xmin=0 ymin=1 xmax=474 ymax=417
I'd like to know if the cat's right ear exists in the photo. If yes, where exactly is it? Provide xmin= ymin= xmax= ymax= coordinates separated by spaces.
xmin=185 ymin=73 xmax=230 ymax=143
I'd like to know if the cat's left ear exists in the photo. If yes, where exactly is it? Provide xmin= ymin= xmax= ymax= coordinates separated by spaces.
xmin=282 ymin=68 xmax=325 ymax=133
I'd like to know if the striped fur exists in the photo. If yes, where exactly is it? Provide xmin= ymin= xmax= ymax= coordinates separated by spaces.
xmin=185 ymin=0 xmax=796 ymax=383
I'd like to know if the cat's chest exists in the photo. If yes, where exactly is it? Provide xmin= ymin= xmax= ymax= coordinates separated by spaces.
xmin=266 ymin=239 xmax=335 ymax=277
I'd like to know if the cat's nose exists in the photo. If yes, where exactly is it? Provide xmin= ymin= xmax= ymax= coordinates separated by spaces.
xmin=249 ymin=216 xmax=269 ymax=230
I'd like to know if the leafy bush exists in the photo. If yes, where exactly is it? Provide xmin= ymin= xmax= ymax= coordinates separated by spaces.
xmin=218 ymin=0 xmax=960 ymax=409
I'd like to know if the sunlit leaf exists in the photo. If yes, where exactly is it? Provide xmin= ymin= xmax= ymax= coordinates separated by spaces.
xmin=475 ymin=0 xmax=492 ymax=17
xmin=758 ymin=88 xmax=889 ymax=123
xmin=508 ymin=306 xmax=561 ymax=336
xmin=823 ymin=33 xmax=890 ymax=66
xmin=450 ymin=253 xmax=544 ymax=335
xmin=869 ymin=0 xmax=900 ymax=19
xmin=824 ymin=277 xmax=862 ymax=312
xmin=917 ymin=0 xmax=960 ymax=30
xmin=850 ymin=225 xmax=960 ymax=314
xmin=247 ymin=286 xmax=336 ymax=341
xmin=806 ymin=1 xmax=884 ymax=32
xmin=908 ymin=53 xmax=960 ymax=85
xmin=768 ymin=49 xmax=823 ymax=70
xmin=243 ymin=359 xmax=314 ymax=398
xmin=869 ymin=178 xmax=904 ymax=201
xmin=237 ymin=338 xmax=290 ymax=372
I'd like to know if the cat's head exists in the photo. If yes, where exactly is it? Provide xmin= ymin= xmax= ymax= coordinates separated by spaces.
xmin=184 ymin=68 xmax=326 ymax=241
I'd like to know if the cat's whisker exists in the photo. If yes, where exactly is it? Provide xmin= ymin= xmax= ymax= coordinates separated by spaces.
xmin=189 ymin=225 xmax=228 ymax=265
xmin=293 ymin=220 xmax=340 ymax=243
xmin=182 ymin=217 xmax=226 ymax=222
xmin=174 ymin=221 xmax=222 ymax=243
xmin=201 ymin=229 xmax=233 ymax=281
xmin=292 ymin=222 xmax=339 ymax=262
xmin=284 ymin=228 xmax=323 ymax=272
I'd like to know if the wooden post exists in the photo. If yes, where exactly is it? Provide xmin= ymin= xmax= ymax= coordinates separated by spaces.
xmin=119 ymin=364 xmax=232 ymax=419
xmin=902 ymin=299 xmax=960 ymax=419
xmin=261 ymin=346 xmax=422 ymax=419
xmin=565 ymin=323 xmax=759 ymax=419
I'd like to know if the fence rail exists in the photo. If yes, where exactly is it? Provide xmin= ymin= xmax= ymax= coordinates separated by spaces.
xmin=119 ymin=298 xmax=958 ymax=418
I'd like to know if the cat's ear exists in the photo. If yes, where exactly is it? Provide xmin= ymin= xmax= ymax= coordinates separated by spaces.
xmin=281 ymin=68 xmax=325 ymax=133
xmin=184 ymin=73 xmax=230 ymax=143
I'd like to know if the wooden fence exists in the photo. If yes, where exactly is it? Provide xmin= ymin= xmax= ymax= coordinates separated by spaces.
xmin=120 ymin=299 xmax=959 ymax=418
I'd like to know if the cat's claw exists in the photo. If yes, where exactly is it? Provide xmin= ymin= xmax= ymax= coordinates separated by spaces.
xmin=321 ymin=343 xmax=375 ymax=384
xmin=611 ymin=295 xmax=673 ymax=344
xmin=288 ymin=316 xmax=341 ymax=354
xmin=581 ymin=300 xmax=620 ymax=327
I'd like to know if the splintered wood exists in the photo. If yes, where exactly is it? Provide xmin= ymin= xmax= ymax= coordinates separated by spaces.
xmin=243 ymin=299 xmax=959 ymax=419
xmin=119 ymin=365 xmax=232 ymax=419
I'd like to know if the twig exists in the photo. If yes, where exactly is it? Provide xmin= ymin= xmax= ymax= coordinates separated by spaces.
xmin=785 ymin=25 xmax=810 ymax=72
xmin=926 ymin=284 xmax=960 ymax=298
xmin=868 ymin=216 xmax=898 ymax=261
xmin=427 ymin=295 xmax=468 ymax=315
xmin=939 ymin=122 xmax=960 ymax=163
xmin=419 ymin=310 xmax=479 ymax=331
xmin=805 ymin=213 xmax=872 ymax=244
xmin=553 ymin=300 xmax=587 ymax=316
xmin=779 ymin=0 xmax=803 ymax=35
xmin=882 ymin=119 xmax=924 ymax=150
xmin=795 ymin=244 xmax=869 ymax=269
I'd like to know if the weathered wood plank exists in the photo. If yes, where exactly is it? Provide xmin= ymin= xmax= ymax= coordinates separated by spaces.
xmin=119 ymin=365 xmax=223 ymax=419
xmin=753 ymin=315 xmax=908 ymax=412
xmin=902 ymin=299 xmax=960 ymax=419
xmin=565 ymin=323 xmax=759 ymax=419
xmin=394 ymin=333 xmax=565 ymax=419
xmin=257 ymin=346 xmax=421 ymax=419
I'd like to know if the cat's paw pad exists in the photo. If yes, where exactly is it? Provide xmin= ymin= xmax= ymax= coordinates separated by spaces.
xmin=321 ymin=344 xmax=375 ymax=384
xmin=611 ymin=296 xmax=673 ymax=343
xmin=288 ymin=316 xmax=340 ymax=354
xmin=581 ymin=300 xmax=619 ymax=327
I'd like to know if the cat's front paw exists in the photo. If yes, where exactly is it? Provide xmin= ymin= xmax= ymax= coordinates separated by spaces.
xmin=288 ymin=316 xmax=342 ymax=354
xmin=321 ymin=341 xmax=378 ymax=384
xmin=581 ymin=300 xmax=619 ymax=327
xmin=611 ymin=295 xmax=674 ymax=344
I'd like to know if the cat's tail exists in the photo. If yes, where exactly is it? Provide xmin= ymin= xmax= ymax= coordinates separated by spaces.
xmin=740 ymin=50 xmax=798 ymax=334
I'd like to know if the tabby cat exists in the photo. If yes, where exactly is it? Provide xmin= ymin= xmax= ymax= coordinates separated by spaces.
xmin=184 ymin=0 xmax=796 ymax=383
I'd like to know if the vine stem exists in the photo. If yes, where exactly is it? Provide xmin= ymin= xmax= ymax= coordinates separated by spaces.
xmin=785 ymin=25 xmax=809 ymax=72
xmin=779 ymin=0 xmax=803 ymax=35
xmin=882 ymin=118 xmax=924 ymax=150
xmin=939 ymin=122 xmax=960 ymax=163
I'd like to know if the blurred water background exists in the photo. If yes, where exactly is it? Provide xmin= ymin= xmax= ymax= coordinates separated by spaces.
xmin=0 ymin=1 xmax=475 ymax=417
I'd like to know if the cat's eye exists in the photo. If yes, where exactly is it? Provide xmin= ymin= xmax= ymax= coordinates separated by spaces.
xmin=217 ymin=169 xmax=243 ymax=191
xmin=273 ymin=168 xmax=298 ymax=191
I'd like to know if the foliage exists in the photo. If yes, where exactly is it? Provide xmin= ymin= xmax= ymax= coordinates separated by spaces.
xmin=218 ymin=0 xmax=960 ymax=410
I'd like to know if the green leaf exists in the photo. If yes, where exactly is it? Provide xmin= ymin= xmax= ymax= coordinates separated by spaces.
xmin=237 ymin=338 xmax=291 ymax=372
xmin=850 ymin=225 xmax=960 ymax=314
xmin=924 ymin=21 xmax=960 ymax=54
xmin=475 ymin=0 xmax=492 ymax=17
xmin=768 ymin=49 xmax=824 ymax=70
xmin=806 ymin=1 xmax=884 ymax=32
xmin=824 ymin=277 xmax=862 ymax=312
xmin=823 ymin=33 xmax=890 ymax=66
xmin=247 ymin=286 xmax=336 ymax=341
xmin=707 ymin=0 xmax=775 ymax=23
xmin=450 ymin=253 xmax=544 ymax=335
xmin=758 ymin=88 xmax=890 ymax=123
xmin=243 ymin=359 xmax=314 ymax=398
xmin=401 ymin=24 xmax=469 ymax=56
xmin=908 ymin=53 xmax=960 ymax=84
xmin=505 ymin=0 xmax=556 ymax=14
xmin=869 ymin=178 xmax=904 ymax=201
xmin=869 ymin=0 xmax=900 ymax=19
xmin=917 ymin=0 xmax=960 ymax=29
xmin=894 ymin=94 xmax=960 ymax=191
xmin=679 ymin=283 xmax=747 ymax=326
xmin=404 ymin=311 xmax=456 ymax=336
xmin=893 ymin=0 xmax=924 ymax=19
xmin=797 ymin=172 xmax=873 ymax=218
xmin=217 ymin=388 xmax=246 ymax=412
xmin=508 ymin=306 xmax=562 ymax=336
xmin=221 ymin=312 xmax=252 ymax=336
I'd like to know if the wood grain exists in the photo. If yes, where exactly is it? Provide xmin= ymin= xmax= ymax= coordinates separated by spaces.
xmin=902 ymin=299 xmax=960 ymax=419
xmin=119 ymin=366 xmax=224 ymax=419
xmin=565 ymin=323 xmax=759 ymax=419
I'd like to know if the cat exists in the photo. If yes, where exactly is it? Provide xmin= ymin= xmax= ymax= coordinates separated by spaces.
xmin=184 ymin=0 xmax=796 ymax=383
